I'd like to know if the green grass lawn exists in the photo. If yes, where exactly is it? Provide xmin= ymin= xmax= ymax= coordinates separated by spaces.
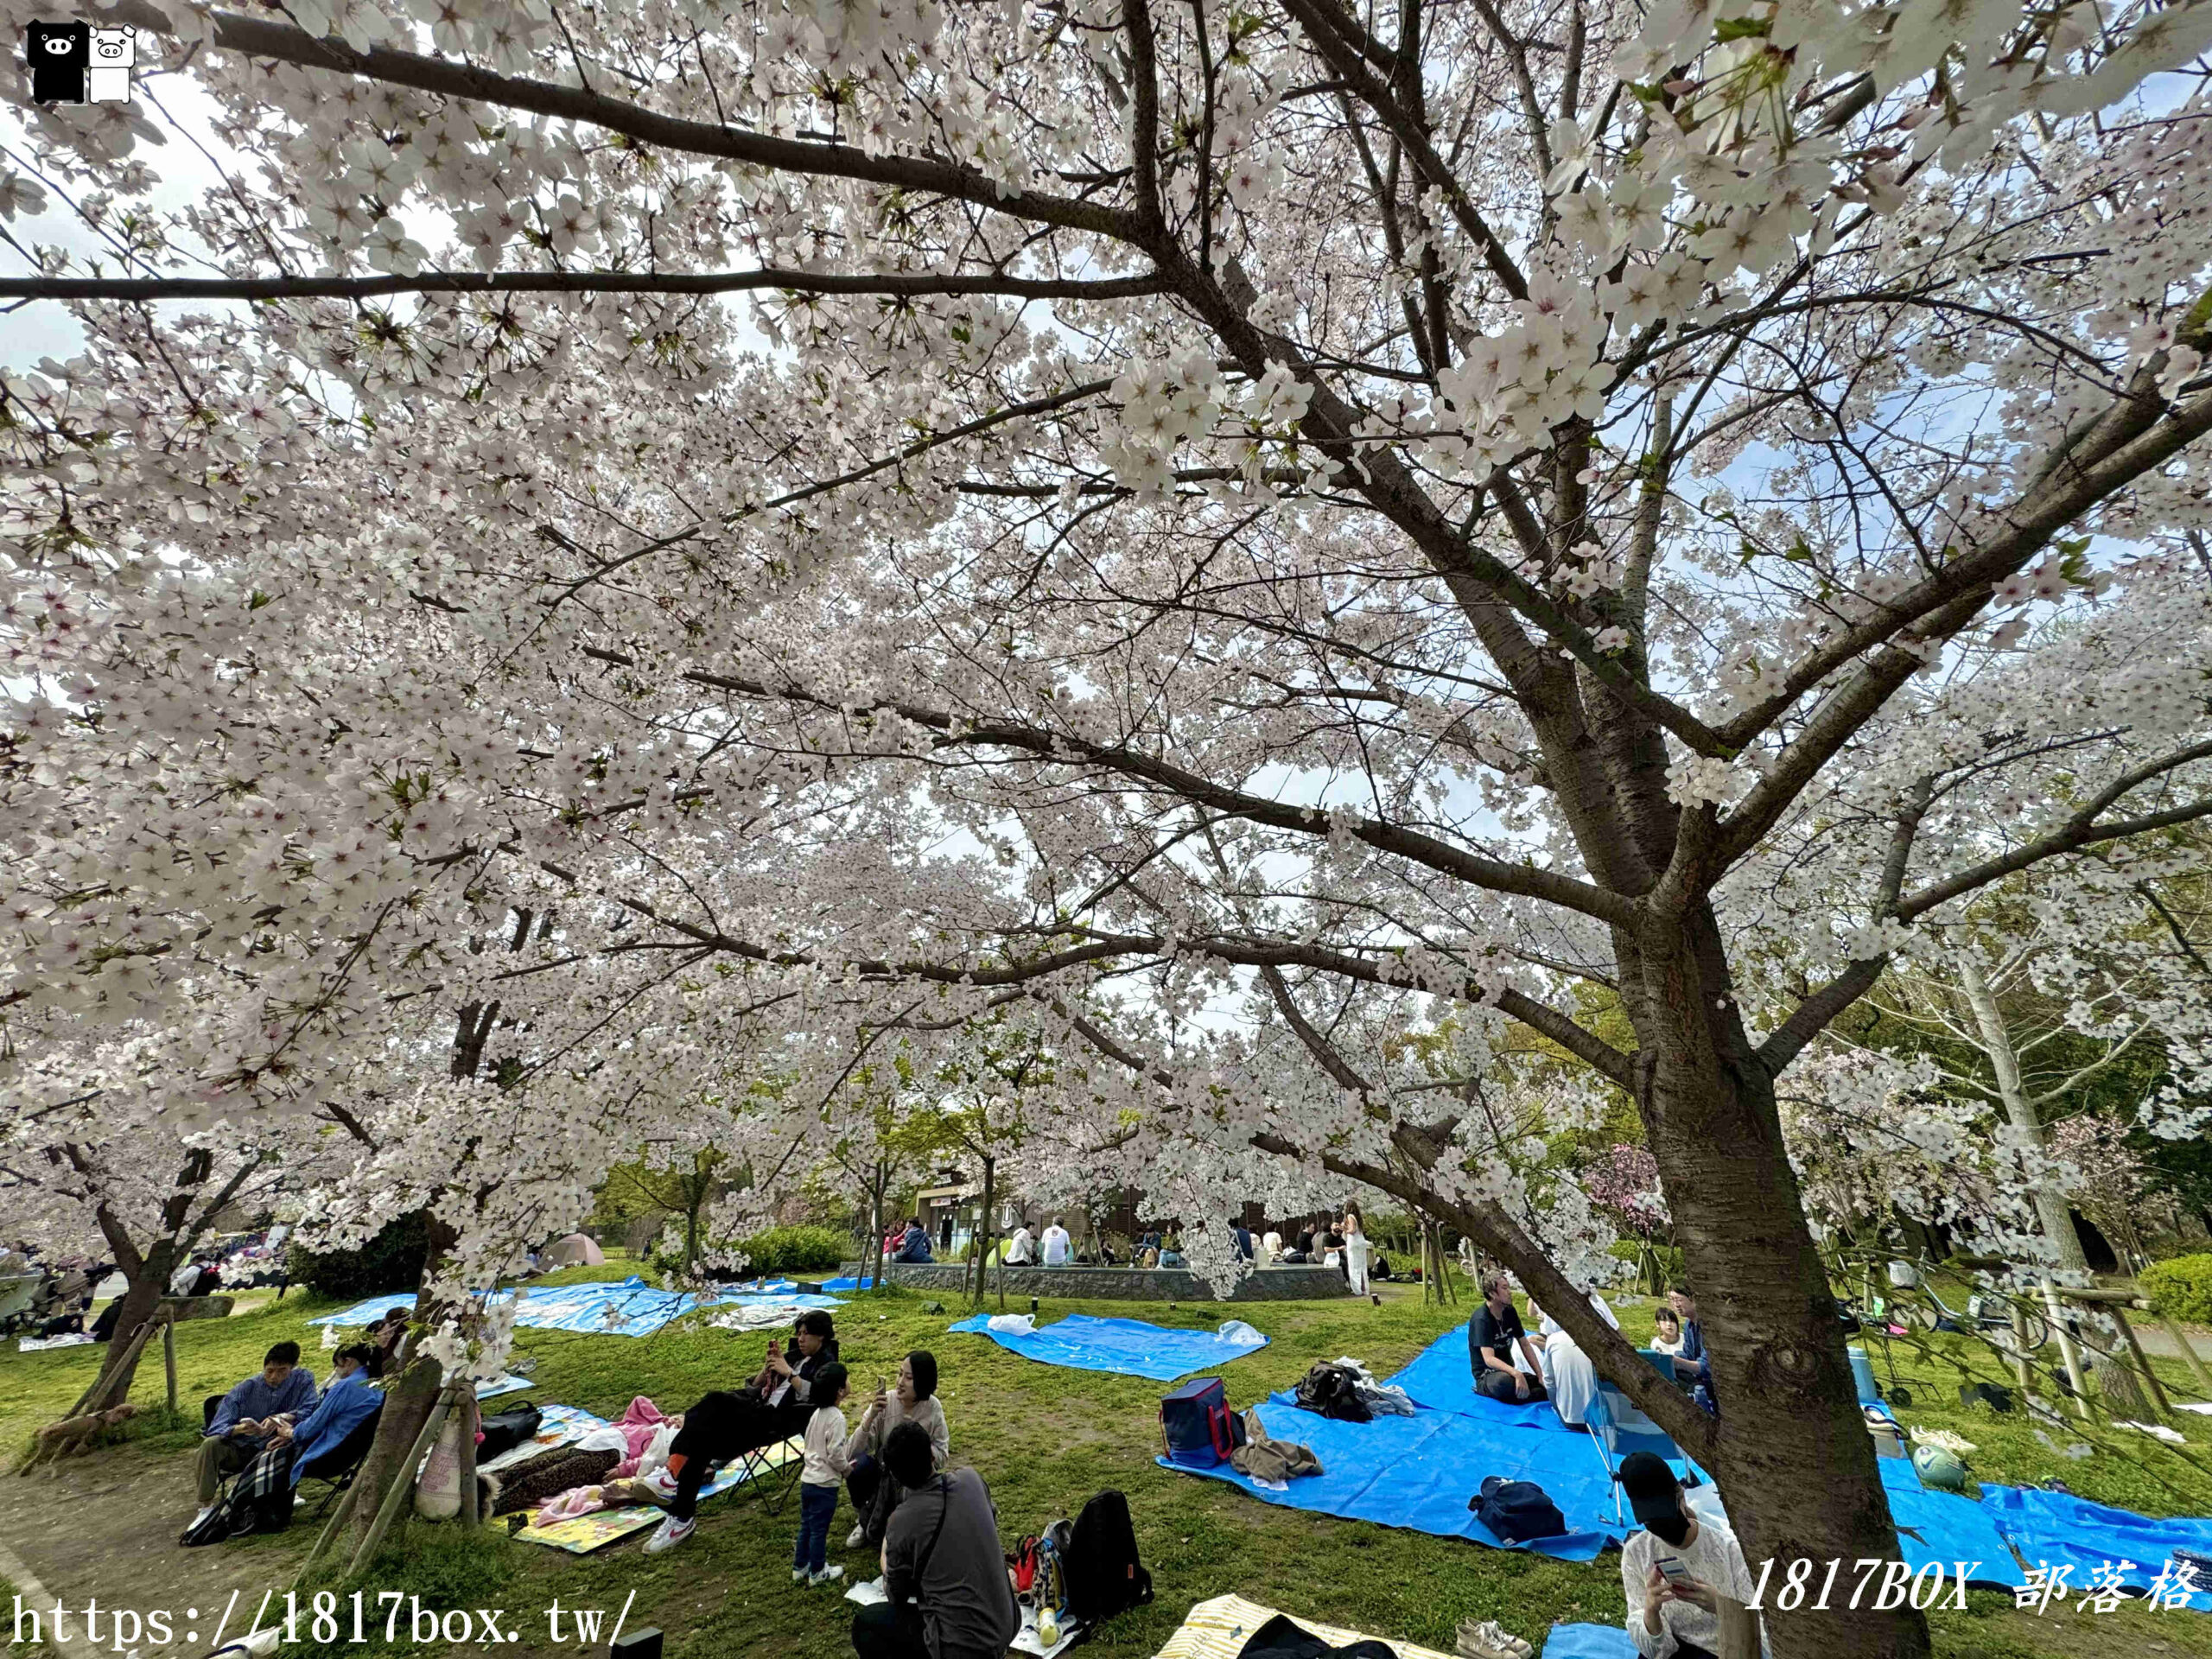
xmin=6 ymin=1267 xmax=2212 ymax=1659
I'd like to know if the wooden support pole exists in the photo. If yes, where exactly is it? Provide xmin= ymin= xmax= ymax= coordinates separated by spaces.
xmin=2158 ymin=1312 xmax=2212 ymax=1397
xmin=2009 ymin=1304 xmax=2035 ymax=1400
xmin=162 ymin=1309 xmax=178 ymax=1415
xmin=2042 ymin=1280 xmax=2093 ymax=1420
xmin=68 ymin=1312 xmax=160 ymax=1419
xmin=2109 ymin=1304 xmax=2174 ymax=1420
xmin=294 ymin=1465 xmax=370 ymax=1591
xmin=346 ymin=1386 xmax=454 ymax=1578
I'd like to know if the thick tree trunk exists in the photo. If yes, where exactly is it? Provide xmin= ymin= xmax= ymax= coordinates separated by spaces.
xmin=79 ymin=1243 xmax=179 ymax=1413
xmin=1634 ymin=906 xmax=1930 ymax=1659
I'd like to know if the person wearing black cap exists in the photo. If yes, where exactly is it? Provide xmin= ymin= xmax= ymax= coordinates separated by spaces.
xmin=844 ymin=1351 xmax=949 ymax=1548
xmin=1617 ymin=1450 xmax=1759 ymax=1658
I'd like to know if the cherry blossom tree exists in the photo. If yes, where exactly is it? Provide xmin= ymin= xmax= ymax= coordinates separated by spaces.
xmin=7 ymin=3 xmax=2212 ymax=1651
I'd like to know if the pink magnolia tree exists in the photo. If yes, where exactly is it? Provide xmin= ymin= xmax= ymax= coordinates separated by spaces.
xmin=6 ymin=3 xmax=2212 ymax=1649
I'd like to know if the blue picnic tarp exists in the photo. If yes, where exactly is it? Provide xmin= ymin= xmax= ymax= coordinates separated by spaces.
xmin=1160 ymin=1395 xmax=1616 ymax=1561
xmin=312 ymin=1275 xmax=842 ymax=1338
xmin=1538 ymin=1624 xmax=1638 ymax=1659
xmin=1981 ymin=1483 xmax=2212 ymax=1607
xmin=1383 ymin=1325 xmax=1573 ymax=1429
xmin=1876 ymin=1459 xmax=2028 ymax=1590
xmin=948 ymin=1313 xmax=1268 ymax=1381
xmin=818 ymin=1274 xmax=880 ymax=1292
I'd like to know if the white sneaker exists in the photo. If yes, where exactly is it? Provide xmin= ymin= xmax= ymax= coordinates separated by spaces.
xmin=791 ymin=1567 xmax=810 ymax=1583
xmin=643 ymin=1515 xmax=694 ymax=1554
xmin=846 ymin=1523 xmax=867 ymax=1548
xmin=639 ymin=1465 xmax=679 ymax=1502
xmin=810 ymin=1565 xmax=845 ymax=1587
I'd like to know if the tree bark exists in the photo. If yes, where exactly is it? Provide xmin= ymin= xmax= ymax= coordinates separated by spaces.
xmin=1633 ymin=906 xmax=1931 ymax=1659
xmin=78 ymin=1240 xmax=178 ymax=1413
xmin=973 ymin=1155 xmax=995 ymax=1310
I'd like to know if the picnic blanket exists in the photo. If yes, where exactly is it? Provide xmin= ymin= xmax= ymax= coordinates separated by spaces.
xmin=949 ymin=1313 xmax=1268 ymax=1382
xmin=474 ymin=1374 xmax=535 ymax=1401
xmin=1537 ymin=1626 xmax=1638 ymax=1659
xmin=1147 ymin=1593 xmax=1453 ymax=1659
xmin=1382 ymin=1325 xmax=1573 ymax=1429
xmin=1877 ymin=1459 xmax=2029 ymax=1591
xmin=1160 ymin=1395 xmax=1616 ymax=1561
xmin=505 ymin=1402 xmax=800 ymax=1551
xmin=311 ymin=1275 xmax=843 ymax=1338
xmin=1980 ymin=1482 xmax=2212 ymax=1608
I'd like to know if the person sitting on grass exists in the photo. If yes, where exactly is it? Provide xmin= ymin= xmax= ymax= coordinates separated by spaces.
xmin=853 ymin=1421 xmax=1020 ymax=1659
xmin=642 ymin=1309 xmax=840 ymax=1550
xmin=1618 ymin=1451 xmax=1758 ymax=1659
xmin=1650 ymin=1306 xmax=1685 ymax=1358
xmin=1469 ymin=1271 xmax=1547 ymax=1403
xmin=194 ymin=1340 xmax=318 ymax=1519
xmin=846 ymin=1351 xmax=950 ymax=1548
xmin=790 ymin=1361 xmax=854 ymax=1586
xmin=1004 ymin=1224 xmax=1036 ymax=1266
xmin=189 ymin=1344 xmax=380 ymax=1543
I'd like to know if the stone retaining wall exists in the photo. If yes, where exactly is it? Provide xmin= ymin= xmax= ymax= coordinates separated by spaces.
xmin=831 ymin=1262 xmax=1350 ymax=1301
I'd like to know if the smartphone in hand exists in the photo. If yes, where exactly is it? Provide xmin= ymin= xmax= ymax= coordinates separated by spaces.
xmin=1654 ymin=1557 xmax=1688 ymax=1583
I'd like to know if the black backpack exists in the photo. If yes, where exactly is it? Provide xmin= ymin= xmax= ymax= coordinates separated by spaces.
xmin=1062 ymin=1489 xmax=1154 ymax=1624
xmin=1293 ymin=1362 xmax=1372 ymax=1423
xmin=1471 ymin=1476 xmax=1567 ymax=1543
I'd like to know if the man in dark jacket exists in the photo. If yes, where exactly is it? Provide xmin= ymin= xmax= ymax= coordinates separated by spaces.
xmin=853 ymin=1421 xmax=1019 ymax=1659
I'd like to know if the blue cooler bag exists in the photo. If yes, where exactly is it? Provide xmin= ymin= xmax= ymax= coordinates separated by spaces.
xmin=1159 ymin=1377 xmax=1240 ymax=1468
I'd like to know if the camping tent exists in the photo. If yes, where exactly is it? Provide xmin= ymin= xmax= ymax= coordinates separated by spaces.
xmin=545 ymin=1233 xmax=606 ymax=1268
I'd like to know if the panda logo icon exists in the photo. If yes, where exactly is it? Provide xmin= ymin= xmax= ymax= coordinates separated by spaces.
xmin=26 ymin=20 xmax=91 ymax=105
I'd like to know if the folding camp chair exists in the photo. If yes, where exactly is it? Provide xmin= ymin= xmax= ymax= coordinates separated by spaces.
xmin=1586 ymin=1375 xmax=1696 ymax=1529
xmin=718 ymin=1430 xmax=807 ymax=1515
xmin=295 ymin=1407 xmax=384 ymax=1520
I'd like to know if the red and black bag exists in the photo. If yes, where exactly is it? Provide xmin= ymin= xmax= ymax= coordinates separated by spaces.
xmin=1159 ymin=1376 xmax=1240 ymax=1468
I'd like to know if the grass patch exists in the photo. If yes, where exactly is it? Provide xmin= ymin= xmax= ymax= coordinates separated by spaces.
xmin=3 ymin=1271 xmax=2211 ymax=1656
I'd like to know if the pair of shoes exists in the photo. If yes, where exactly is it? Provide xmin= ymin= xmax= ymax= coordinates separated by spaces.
xmin=1455 ymin=1618 xmax=1532 ymax=1659
xmin=808 ymin=1566 xmax=845 ymax=1587
xmin=644 ymin=1515 xmax=695 ymax=1554
xmin=639 ymin=1465 xmax=680 ymax=1502
xmin=846 ymin=1523 xmax=868 ymax=1548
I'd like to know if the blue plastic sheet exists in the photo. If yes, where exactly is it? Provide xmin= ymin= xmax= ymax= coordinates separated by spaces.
xmin=1160 ymin=1396 xmax=1616 ymax=1561
xmin=1383 ymin=1325 xmax=1572 ymax=1429
xmin=308 ymin=1292 xmax=423 ymax=1326
xmin=1538 ymin=1624 xmax=1638 ymax=1659
xmin=948 ymin=1313 xmax=1268 ymax=1381
xmin=817 ymin=1274 xmax=880 ymax=1292
xmin=1981 ymin=1483 xmax=2212 ymax=1608
xmin=311 ymin=1275 xmax=842 ymax=1338
xmin=1876 ymin=1459 xmax=2027 ymax=1590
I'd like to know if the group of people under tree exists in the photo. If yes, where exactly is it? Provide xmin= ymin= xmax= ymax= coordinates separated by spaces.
xmin=1468 ymin=1274 xmax=1713 ymax=1426
xmin=187 ymin=1339 xmax=385 ymax=1544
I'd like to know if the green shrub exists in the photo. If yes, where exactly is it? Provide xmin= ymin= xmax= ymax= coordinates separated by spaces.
xmin=2141 ymin=1253 xmax=2212 ymax=1325
xmin=287 ymin=1211 xmax=430 ymax=1300
xmin=730 ymin=1224 xmax=848 ymax=1275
